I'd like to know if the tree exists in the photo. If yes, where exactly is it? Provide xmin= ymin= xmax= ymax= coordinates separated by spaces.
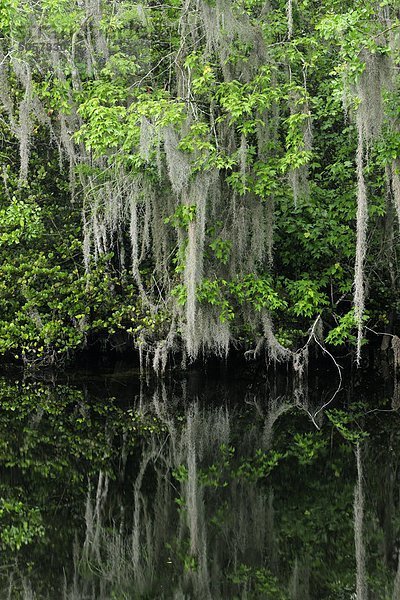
xmin=0 ymin=0 xmax=400 ymax=369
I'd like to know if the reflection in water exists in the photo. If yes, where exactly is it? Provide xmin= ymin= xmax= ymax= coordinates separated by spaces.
xmin=394 ymin=555 xmax=400 ymax=600
xmin=0 ymin=374 xmax=399 ymax=598
xmin=354 ymin=445 xmax=366 ymax=600
xmin=74 ymin=399 xmax=272 ymax=599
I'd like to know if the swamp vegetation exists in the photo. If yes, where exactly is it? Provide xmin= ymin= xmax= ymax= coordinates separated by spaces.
xmin=2 ymin=0 xmax=400 ymax=370
xmin=3 ymin=2 xmax=400 ymax=599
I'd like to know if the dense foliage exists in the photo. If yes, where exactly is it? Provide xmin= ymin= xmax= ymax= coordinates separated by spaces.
xmin=1 ymin=0 xmax=400 ymax=368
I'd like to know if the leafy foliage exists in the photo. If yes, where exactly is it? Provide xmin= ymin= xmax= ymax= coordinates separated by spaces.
xmin=0 ymin=0 xmax=400 ymax=367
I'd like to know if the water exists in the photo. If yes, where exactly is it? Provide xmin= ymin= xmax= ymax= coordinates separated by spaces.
xmin=0 ymin=369 xmax=399 ymax=599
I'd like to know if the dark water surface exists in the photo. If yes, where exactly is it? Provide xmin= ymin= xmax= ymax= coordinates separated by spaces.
xmin=0 ymin=369 xmax=399 ymax=599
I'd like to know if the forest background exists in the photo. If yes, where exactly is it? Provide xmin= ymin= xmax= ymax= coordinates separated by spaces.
xmin=1 ymin=0 xmax=399 ymax=371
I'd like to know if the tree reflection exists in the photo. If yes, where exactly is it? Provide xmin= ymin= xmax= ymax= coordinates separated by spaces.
xmin=0 ymin=376 xmax=400 ymax=598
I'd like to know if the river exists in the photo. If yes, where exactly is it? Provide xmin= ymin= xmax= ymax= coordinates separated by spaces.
xmin=0 ymin=367 xmax=399 ymax=599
